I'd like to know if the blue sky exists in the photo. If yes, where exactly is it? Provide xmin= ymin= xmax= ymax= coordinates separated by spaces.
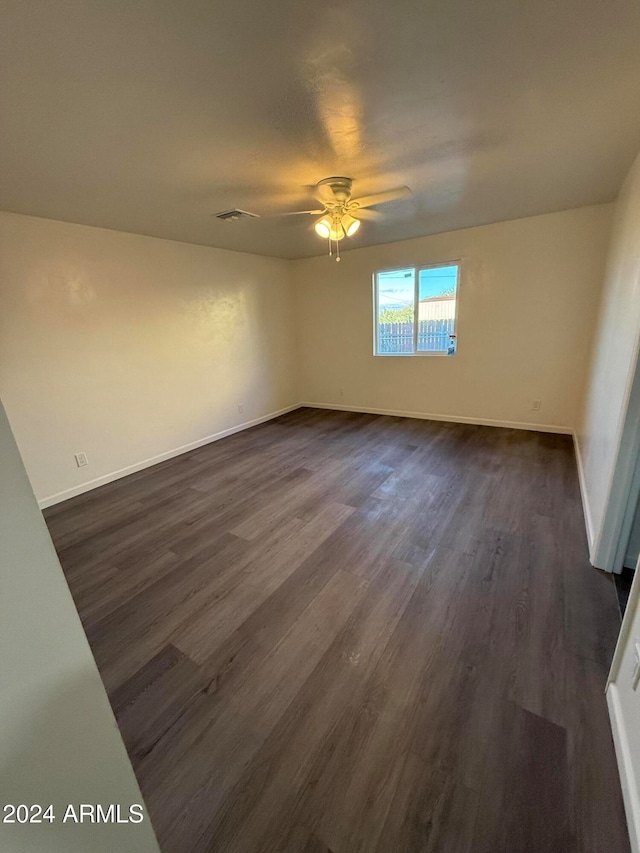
xmin=378 ymin=265 xmax=458 ymax=308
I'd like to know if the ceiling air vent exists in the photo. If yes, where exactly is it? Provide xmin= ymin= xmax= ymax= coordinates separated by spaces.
xmin=215 ymin=209 xmax=259 ymax=222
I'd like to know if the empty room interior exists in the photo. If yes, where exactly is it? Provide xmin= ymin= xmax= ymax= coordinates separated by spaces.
xmin=4 ymin=1 xmax=640 ymax=851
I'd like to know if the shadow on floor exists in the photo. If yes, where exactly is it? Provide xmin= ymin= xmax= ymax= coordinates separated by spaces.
xmin=615 ymin=567 xmax=635 ymax=617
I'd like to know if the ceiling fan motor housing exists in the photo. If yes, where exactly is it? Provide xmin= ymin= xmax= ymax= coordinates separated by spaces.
xmin=317 ymin=176 xmax=353 ymax=206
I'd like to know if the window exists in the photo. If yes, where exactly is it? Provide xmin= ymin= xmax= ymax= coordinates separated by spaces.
xmin=374 ymin=262 xmax=460 ymax=356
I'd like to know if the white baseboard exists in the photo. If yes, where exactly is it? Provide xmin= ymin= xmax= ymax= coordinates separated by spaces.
xmin=572 ymin=431 xmax=595 ymax=556
xmin=300 ymin=401 xmax=573 ymax=434
xmin=607 ymin=684 xmax=640 ymax=853
xmin=38 ymin=401 xmax=574 ymax=510
xmin=38 ymin=403 xmax=301 ymax=509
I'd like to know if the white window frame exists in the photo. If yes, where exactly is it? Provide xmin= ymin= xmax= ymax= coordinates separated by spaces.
xmin=372 ymin=260 xmax=461 ymax=357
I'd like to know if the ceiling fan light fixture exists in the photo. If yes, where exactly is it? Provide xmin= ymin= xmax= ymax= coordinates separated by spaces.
xmin=314 ymin=215 xmax=332 ymax=239
xmin=342 ymin=214 xmax=360 ymax=237
xmin=328 ymin=220 xmax=345 ymax=241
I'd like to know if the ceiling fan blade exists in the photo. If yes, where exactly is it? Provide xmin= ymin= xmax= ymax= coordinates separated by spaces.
xmin=352 ymin=186 xmax=411 ymax=208
xmin=279 ymin=209 xmax=325 ymax=216
xmin=313 ymin=183 xmax=337 ymax=204
xmin=353 ymin=208 xmax=383 ymax=222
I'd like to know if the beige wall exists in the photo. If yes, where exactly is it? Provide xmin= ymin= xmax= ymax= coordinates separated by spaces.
xmin=0 ymin=398 xmax=159 ymax=852
xmin=0 ymin=212 xmax=298 ymax=505
xmin=576 ymin=152 xmax=640 ymax=554
xmin=293 ymin=205 xmax=612 ymax=432
xmin=0 ymin=206 xmax=614 ymax=506
xmin=575 ymin=151 xmax=640 ymax=847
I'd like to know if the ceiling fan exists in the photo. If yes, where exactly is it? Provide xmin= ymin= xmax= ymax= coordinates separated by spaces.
xmin=282 ymin=177 xmax=411 ymax=260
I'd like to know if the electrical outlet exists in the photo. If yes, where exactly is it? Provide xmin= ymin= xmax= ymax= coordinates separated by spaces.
xmin=237 ymin=403 xmax=245 ymax=415
xmin=531 ymin=400 xmax=541 ymax=411
xmin=74 ymin=452 xmax=88 ymax=468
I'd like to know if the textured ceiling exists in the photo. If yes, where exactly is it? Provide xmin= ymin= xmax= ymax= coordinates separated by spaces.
xmin=2 ymin=0 xmax=640 ymax=259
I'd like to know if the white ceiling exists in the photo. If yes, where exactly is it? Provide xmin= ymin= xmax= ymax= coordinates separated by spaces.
xmin=2 ymin=0 xmax=640 ymax=259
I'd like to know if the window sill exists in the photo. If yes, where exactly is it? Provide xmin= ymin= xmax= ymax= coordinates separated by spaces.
xmin=374 ymin=351 xmax=455 ymax=358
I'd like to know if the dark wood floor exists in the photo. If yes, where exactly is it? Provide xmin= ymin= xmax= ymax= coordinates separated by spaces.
xmin=44 ymin=407 xmax=629 ymax=852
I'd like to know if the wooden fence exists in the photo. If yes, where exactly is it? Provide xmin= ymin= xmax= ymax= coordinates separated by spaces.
xmin=377 ymin=319 xmax=455 ymax=353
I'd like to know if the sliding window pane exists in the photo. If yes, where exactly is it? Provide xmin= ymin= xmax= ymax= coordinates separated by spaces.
xmin=376 ymin=268 xmax=415 ymax=354
xmin=417 ymin=264 xmax=458 ymax=353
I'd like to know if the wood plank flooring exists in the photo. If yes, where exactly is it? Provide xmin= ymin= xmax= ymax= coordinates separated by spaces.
xmin=44 ymin=407 xmax=630 ymax=852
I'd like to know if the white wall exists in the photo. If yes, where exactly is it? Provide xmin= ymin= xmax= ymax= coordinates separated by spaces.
xmin=293 ymin=205 xmax=612 ymax=433
xmin=0 ymin=398 xmax=159 ymax=852
xmin=0 ymin=212 xmax=297 ymax=505
xmin=576 ymin=152 xmax=640 ymax=563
